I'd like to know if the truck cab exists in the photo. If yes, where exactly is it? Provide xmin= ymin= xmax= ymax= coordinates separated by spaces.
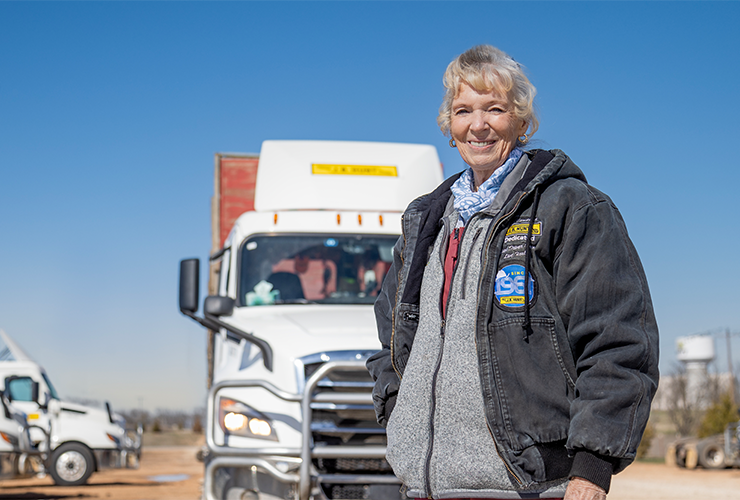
xmin=0 ymin=389 xmax=43 ymax=480
xmin=179 ymin=141 xmax=443 ymax=500
xmin=0 ymin=329 xmax=142 ymax=485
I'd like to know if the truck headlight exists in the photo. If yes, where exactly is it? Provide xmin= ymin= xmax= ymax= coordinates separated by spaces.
xmin=219 ymin=397 xmax=277 ymax=441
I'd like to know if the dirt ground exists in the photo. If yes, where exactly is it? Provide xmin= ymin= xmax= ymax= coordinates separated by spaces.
xmin=1 ymin=447 xmax=739 ymax=500
xmin=0 ymin=446 xmax=204 ymax=500
xmin=608 ymin=461 xmax=740 ymax=500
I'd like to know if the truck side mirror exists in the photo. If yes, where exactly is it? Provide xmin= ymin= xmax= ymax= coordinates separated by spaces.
xmin=179 ymin=259 xmax=200 ymax=313
xmin=204 ymin=296 xmax=235 ymax=317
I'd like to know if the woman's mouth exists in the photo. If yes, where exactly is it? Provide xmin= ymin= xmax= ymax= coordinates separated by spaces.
xmin=469 ymin=140 xmax=494 ymax=148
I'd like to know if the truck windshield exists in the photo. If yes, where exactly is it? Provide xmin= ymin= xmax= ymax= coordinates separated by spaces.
xmin=41 ymin=372 xmax=60 ymax=400
xmin=239 ymin=234 xmax=398 ymax=306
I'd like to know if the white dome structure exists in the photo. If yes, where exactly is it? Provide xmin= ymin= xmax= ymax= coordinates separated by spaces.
xmin=676 ymin=335 xmax=715 ymax=363
xmin=676 ymin=335 xmax=715 ymax=408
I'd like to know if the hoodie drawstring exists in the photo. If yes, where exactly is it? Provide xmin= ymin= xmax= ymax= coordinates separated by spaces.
xmin=522 ymin=186 xmax=541 ymax=342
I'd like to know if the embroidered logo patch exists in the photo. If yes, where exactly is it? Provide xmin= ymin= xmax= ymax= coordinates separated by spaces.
xmin=494 ymin=264 xmax=534 ymax=307
xmin=500 ymin=218 xmax=542 ymax=264
xmin=506 ymin=222 xmax=541 ymax=237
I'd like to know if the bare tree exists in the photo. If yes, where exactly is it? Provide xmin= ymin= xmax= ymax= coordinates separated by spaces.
xmin=666 ymin=364 xmax=702 ymax=436
xmin=666 ymin=362 xmax=724 ymax=437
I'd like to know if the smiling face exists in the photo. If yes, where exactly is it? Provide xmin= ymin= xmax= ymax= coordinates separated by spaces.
xmin=450 ymin=83 xmax=528 ymax=188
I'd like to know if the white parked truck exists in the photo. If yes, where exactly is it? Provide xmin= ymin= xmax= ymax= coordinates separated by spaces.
xmin=0 ymin=389 xmax=43 ymax=479
xmin=0 ymin=329 xmax=142 ymax=485
xmin=666 ymin=421 xmax=740 ymax=470
xmin=179 ymin=140 xmax=443 ymax=500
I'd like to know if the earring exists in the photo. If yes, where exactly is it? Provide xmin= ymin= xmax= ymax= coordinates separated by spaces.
xmin=519 ymin=134 xmax=528 ymax=143
xmin=449 ymin=139 xmax=456 ymax=148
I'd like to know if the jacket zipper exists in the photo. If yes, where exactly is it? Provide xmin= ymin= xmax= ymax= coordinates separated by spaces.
xmin=474 ymin=191 xmax=529 ymax=486
xmin=423 ymin=318 xmax=446 ymax=498
xmin=423 ymin=222 xmax=468 ymax=498
xmin=485 ymin=421 xmax=523 ymax=486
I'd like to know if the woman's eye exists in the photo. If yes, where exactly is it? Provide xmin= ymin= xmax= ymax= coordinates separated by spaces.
xmin=489 ymin=107 xmax=505 ymax=113
xmin=454 ymin=109 xmax=469 ymax=115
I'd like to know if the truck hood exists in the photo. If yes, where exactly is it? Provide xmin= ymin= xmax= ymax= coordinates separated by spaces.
xmin=225 ymin=305 xmax=381 ymax=356
xmin=282 ymin=308 xmax=377 ymax=337
xmin=213 ymin=304 xmax=383 ymax=390
xmin=59 ymin=400 xmax=96 ymax=415
xmin=59 ymin=401 xmax=122 ymax=427
xmin=230 ymin=305 xmax=378 ymax=339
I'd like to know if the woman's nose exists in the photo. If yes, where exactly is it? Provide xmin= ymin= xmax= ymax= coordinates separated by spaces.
xmin=470 ymin=111 xmax=488 ymax=132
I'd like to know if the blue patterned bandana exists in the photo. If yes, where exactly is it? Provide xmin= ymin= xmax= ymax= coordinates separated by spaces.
xmin=451 ymin=148 xmax=523 ymax=224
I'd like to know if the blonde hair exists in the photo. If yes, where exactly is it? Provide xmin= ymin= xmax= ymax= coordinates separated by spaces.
xmin=437 ymin=45 xmax=539 ymax=147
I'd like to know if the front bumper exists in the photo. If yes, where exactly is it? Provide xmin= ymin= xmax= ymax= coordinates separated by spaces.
xmin=204 ymin=361 xmax=401 ymax=500
xmin=96 ymin=426 xmax=143 ymax=470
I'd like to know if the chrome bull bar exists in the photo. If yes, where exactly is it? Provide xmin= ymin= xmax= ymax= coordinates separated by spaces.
xmin=204 ymin=361 xmax=398 ymax=500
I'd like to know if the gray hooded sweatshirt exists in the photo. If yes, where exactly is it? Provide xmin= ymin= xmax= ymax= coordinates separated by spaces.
xmin=385 ymin=154 xmax=569 ymax=499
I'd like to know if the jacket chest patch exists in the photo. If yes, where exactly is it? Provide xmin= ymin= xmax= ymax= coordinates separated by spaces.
xmin=500 ymin=217 xmax=541 ymax=264
xmin=494 ymin=264 xmax=534 ymax=307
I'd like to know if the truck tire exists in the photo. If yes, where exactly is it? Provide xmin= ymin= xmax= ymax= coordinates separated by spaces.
xmin=697 ymin=441 xmax=726 ymax=469
xmin=49 ymin=442 xmax=95 ymax=486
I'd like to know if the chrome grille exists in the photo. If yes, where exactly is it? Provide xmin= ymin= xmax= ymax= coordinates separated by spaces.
xmin=295 ymin=352 xmax=400 ymax=499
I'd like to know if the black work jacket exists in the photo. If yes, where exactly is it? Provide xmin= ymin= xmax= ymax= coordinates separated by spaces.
xmin=366 ymin=149 xmax=659 ymax=491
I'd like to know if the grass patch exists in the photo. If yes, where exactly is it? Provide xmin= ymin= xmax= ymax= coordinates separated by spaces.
xmin=141 ymin=430 xmax=205 ymax=447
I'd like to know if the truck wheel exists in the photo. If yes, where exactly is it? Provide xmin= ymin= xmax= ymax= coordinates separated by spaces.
xmin=698 ymin=441 xmax=726 ymax=469
xmin=49 ymin=443 xmax=95 ymax=486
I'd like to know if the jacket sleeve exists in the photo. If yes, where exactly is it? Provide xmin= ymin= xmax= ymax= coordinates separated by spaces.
xmin=553 ymin=194 xmax=659 ymax=487
xmin=366 ymin=234 xmax=404 ymax=427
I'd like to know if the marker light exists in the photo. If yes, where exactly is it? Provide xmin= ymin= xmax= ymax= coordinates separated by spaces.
xmin=1 ymin=432 xmax=18 ymax=446
xmin=358 ymin=214 xmax=362 ymax=225
xmin=218 ymin=397 xmax=277 ymax=441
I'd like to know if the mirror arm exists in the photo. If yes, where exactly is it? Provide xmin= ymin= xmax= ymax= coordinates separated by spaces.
xmin=181 ymin=309 xmax=219 ymax=331
xmin=0 ymin=393 xmax=10 ymax=419
xmin=182 ymin=310 xmax=273 ymax=371
xmin=105 ymin=402 xmax=115 ymax=424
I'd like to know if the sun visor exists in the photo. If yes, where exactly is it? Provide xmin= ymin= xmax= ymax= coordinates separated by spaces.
xmin=254 ymin=141 xmax=443 ymax=213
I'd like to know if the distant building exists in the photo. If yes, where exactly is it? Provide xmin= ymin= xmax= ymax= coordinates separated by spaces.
xmin=651 ymin=372 xmax=737 ymax=411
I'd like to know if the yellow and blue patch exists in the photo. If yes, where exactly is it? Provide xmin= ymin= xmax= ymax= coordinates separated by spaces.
xmin=494 ymin=264 xmax=535 ymax=307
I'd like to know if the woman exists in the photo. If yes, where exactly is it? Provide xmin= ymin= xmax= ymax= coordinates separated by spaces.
xmin=367 ymin=45 xmax=659 ymax=500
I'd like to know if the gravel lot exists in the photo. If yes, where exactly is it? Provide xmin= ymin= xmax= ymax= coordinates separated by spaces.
xmin=0 ymin=447 xmax=738 ymax=499
xmin=609 ymin=460 xmax=740 ymax=500
xmin=0 ymin=446 xmax=204 ymax=500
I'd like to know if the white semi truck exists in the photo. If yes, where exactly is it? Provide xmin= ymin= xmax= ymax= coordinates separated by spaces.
xmin=0 ymin=389 xmax=43 ymax=480
xmin=179 ymin=140 xmax=443 ymax=500
xmin=0 ymin=329 xmax=142 ymax=485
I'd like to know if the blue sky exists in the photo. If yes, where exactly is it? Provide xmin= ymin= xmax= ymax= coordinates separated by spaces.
xmin=1 ymin=2 xmax=738 ymax=411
